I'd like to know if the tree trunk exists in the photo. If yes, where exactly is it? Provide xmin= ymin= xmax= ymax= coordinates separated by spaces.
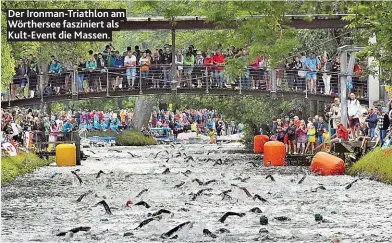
xmin=131 ymin=97 xmax=153 ymax=131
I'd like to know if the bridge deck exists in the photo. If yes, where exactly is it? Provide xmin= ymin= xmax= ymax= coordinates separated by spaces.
xmin=2 ymin=88 xmax=368 ymax=108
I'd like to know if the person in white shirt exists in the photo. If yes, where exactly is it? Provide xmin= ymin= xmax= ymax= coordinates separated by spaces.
xmin=124 ymin=51 xmax=137 ymax=89
xmin=175 ymin=50 xmax=183 ymax=87
xmin=328 ymin=97 xmax=341 ymax=136
xmin=347 ymin=93 xmax=362 ymax=138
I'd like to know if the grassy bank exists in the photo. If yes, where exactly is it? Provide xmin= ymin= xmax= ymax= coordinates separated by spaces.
xmin=348 ymin=146 xmax=392 ymax=184
xmin=1 ymin=153 xmax=53 ymax=184
xmin=85 ymin=130 xmax=157 ymax=146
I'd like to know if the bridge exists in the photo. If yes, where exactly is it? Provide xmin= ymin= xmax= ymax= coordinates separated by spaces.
xmin=3 ymin=13 xmax=373 ymax=117
xmin=3 ymin=65 xmax=369 ymax=121
xmin=119 ymin=14 xmax=354 ymax=30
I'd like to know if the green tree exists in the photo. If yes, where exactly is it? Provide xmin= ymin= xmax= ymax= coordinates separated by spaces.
xmin=345 ymin=2 xmax=392 ymax=83
xmin=147 ymin=94 xmax=306 ymax=148
xmin=1 ymin=0 xmax=127 ymax=86
xmin=1 ymin=13 xmax=15 ymax=89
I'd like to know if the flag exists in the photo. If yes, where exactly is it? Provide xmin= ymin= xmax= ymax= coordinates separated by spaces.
xmin=2 ymin=142 xmax=17 ymax=156
xmin=25 ymin=131 xmax=33 ymax=148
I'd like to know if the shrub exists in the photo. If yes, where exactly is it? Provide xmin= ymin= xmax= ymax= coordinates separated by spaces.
xmin=1 ymin=152 xmax=53 ymax=184
xmin=348 ymin=146 xmax=392 ymax=184
xmin=85 ymin=130 xmax=119 ymax=138
xmin=115 ymin=130 xmax=157 ymax=146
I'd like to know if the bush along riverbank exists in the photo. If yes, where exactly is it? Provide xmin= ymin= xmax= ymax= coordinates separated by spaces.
xmin=348 ymin=146 xmax=392 ymax=184
xmin=85 ymin=130 xmax=157 ymax=146
xmin=1 ymin=152 xmax=53 ymax=184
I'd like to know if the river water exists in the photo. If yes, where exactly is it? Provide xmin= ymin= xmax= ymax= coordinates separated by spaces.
xmin=2 ymin=143 xmax=392 ymax=243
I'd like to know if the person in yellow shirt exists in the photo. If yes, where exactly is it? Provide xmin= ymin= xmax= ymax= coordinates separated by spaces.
xmin=191 ymin=121 xmax=197 ymax=132
xmin=208 ymin=129 xmax=216 ymax=144
xmin=322 ymin=127 xmax=330 ymax=151
xmin=305 ymin=123 xmax=316 ymax=154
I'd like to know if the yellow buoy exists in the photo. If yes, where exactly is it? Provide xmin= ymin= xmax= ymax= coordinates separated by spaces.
xmin=56 ymin=144 xmax=76 ymax=167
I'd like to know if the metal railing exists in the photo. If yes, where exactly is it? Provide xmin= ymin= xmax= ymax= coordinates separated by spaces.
xmin=4 ymin=64 xmax=369 ymax=103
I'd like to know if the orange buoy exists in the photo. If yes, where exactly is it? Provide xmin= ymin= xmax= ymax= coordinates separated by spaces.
xmin=263 ymin=141 xmax=285 ymax=166
xmin=310 ymin=152 xmax=345 ymax=176
xmin=254 ymin=135 xmax=269 ymax=153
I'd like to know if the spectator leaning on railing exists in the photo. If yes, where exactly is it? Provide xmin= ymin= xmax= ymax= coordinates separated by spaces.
xmin=139 ymin=51 xmax=151 ymax=84
xmin=6 ymin=42 xmax=372 ymax=102
xmin=320 ymin=55 xmax=333 ymax=95
xmin=124 ymin=50 xmax=137 ymax=90
xmin=304 ymin=53 xmax=320 ymax=94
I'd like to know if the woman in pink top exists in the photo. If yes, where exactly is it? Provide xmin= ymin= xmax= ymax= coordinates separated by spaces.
xmin=295 ymin=121 xmax=307 ymax=154
xmin=49 ymin=123 xmax=58 ymax=152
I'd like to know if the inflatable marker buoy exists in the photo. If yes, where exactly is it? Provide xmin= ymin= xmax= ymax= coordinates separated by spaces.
xmin=310 ymin=152 xmax=345 ymax=176
xmin=254 ymin=135 xmax=269 ymax=154
xmin=263 ymin=141 xmax=285 ymax=166
xmin=126 ymin=200 xmax=132 ymax=207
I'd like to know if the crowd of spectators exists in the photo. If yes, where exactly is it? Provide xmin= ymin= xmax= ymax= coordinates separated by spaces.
xmin=2 ymin=96 xmax=391 ymax=156
xmin=7 ymin=43 xmax=368 ymax=101
xmin=149 ymin=109 xmax=243 ymax=139
xmin=265 ymin=97 xmax=392 ymax=155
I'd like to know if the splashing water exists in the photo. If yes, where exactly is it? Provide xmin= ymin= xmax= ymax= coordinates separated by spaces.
xmin=2 ymin=143 xmax=392 ymax=242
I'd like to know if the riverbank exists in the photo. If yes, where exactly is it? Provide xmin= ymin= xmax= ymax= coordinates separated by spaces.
xmin=348 ymin=146 xmax=392 ymax=184
xmin=1 ymin=152 xmax=53 ymax=184
xmin=85 ymin=130 xmax=157 ymax=146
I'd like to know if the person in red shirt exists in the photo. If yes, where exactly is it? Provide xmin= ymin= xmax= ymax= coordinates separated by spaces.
xmin=204 ymin=53 xmax=214 ymax=88
xmin=204 ymin=53 xmax=214 ymax=70
xmin=98 ymin=111 xmax=104 ymax=121
xmin=250 ymin=56 xmax=263 ymax=89
xmin=330 ymin=120 xmax=349 ymax=151
xmin=213 ymin=49 xmax=225 ymax=88
xmin=353 ymin=60 xmax=364 ymax=97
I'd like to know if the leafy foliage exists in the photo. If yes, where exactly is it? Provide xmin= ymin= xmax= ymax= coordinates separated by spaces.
xmin=345 ymin=2 xmax=392 ymax=84
xmin=148 ymin=94 xmax=305 ymax=148
xmin=115 ymin=130 xmax=157 ymax=146
xmin=1 ymin=0 xmax=126 ymax=86
xmin=51 ymin=97 xmax=136 ymax=112
xmin=1 ymin=13 xmax=15 ymax=88
xmin=1 ymin=152 xmax=53 ymax=184
xmin=348 ymin=146 xmax=392 ymax=184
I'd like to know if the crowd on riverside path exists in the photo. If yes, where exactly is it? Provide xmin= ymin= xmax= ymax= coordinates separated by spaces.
xmin=7 ymin=43 xmax=367 ymax=100
xmin=1 ymin=107 xmax=244 ymax=152
xmin=266 ymin=95 xmax=392 ymax=155
xmin=2 ymin=94 xmax=391 ymax=155
xmin=149 ymin=109 xmax=244 ymax=139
